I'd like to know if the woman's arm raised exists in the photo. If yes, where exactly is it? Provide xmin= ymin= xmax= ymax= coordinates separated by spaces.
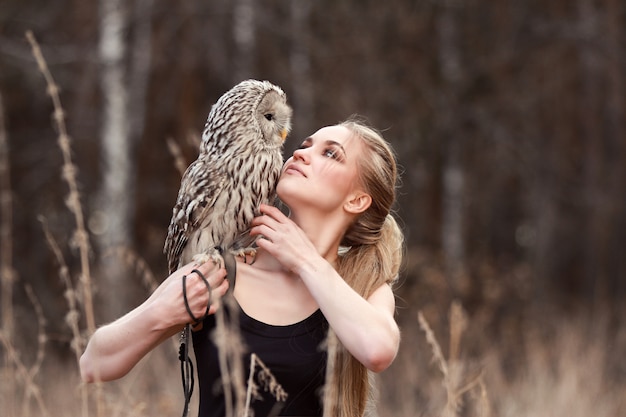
xmin=79 ymin=261 xmax=228 ymax=382
xmin=250 ymin=205 xmax=399 ymax=372
xmin=297 ymin=259 xmax=399 ymax=372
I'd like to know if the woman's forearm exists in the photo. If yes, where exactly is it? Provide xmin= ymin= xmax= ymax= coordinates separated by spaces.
xmin=297 ymin=258 xmax=399 ymax=372
xmin=79 ymin=299 xmax=181 ymax=382
xmin=80 ymin=261 xmax=228 ymax=382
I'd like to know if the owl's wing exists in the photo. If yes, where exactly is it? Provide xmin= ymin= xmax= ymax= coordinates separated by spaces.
xmin=164 ymin=158 xmax=226 ymax=273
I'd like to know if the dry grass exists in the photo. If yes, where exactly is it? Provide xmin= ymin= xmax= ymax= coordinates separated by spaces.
xmin=0 ymin=82 xmax=17 ymax=416
xmin=166 ymin=137 xmax=189 ymax=178
xmin=376 ymin=277 xmax=626 ymax=417
xmin=0 ymin=284 xmax=50 ymax=417
xmin=22 ymin=30 xmax=101 ymax=417
xmin=484 ymin=316 xmax=626 ymax=417
xmin=417 ymin=302 xmax=489 ymax=417
xmin=245 ymin=353 xmax=288 ymax=417
xmin=24 ymin=31 xmax=96 ymax=338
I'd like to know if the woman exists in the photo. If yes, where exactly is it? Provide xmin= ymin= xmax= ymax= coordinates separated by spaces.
xmin=80 ymin=118 xmax=404 ymax=417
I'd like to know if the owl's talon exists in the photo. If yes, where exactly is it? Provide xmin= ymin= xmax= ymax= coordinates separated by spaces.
xmin=193 ymin=252 xmax=224 ymax=269
xmin=231 ymin=247 xmax=257 ymax=265
xmin=192 ymin=253 xmax=210 ymax=265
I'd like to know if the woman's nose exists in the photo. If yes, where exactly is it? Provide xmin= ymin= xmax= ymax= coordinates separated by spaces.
xmin=292 ymin=147 xmax=309 ymax=163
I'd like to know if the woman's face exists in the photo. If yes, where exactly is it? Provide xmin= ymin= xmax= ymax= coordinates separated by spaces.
xmin=277 ymin=125 xmax=365 ymax=213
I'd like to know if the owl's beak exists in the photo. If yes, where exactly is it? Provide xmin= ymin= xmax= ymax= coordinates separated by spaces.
xmin=280 ymin=128 xmax=288 ymax=141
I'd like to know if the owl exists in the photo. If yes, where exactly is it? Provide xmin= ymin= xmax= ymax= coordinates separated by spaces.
xmin=164 ymin=79 xmax=292 ymax=274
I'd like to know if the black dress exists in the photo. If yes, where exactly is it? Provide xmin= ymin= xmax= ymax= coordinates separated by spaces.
xmin=192 ymin=300 xmax=328 ymax=417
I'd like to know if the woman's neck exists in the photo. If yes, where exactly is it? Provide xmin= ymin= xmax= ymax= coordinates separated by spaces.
xmin=288 ymin=209 xmax=346 ymax=263
xmin=250 ymin=247 xmax=288 ymax=273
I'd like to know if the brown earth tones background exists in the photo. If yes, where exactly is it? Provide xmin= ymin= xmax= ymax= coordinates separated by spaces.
xmin=1 ymin=1 xmax=625 ymax=416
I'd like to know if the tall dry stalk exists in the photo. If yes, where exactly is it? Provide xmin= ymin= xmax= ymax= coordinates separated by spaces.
xmin=0 ymin=91 xmax=17 ymax=416
xmin=448 ymin=301 xmax=467 ymax=363
xmin=476 ymin=378 xmax=491 ymax=417
xmin=321 ymin=330 xmax=339 ymax=417
xmin=0 ymin=284 xmax=50 ymax=417
xmin=417 ymin=310 xmax=449 ymax=380
xmin=0 ymin=333 xmax=50 ymax=417
xmin=104 ymin=247 xmax=159 ymax=293
xmin=20 ymin=285 xmax=48 ymax=417
xmin=418 ymin=302 xmax=490 ymax=417
xmin=244 ymin=353 xmax=288 ymax=417
xmin=40 ymin=216 xmax=90 ymax=416
xmin=25 ymin=30 xmax=103 ymax=417
xmin=25 ymin=31 xmax=96 ymax=338
xmin=166 ymin=137 xmax=189 ymax=178
xmin=212 ymin=295 xmax=248 ymax=417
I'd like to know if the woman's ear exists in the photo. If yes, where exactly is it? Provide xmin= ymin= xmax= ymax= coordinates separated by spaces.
xmin=344 ymin=191 xmax=372 ymax=214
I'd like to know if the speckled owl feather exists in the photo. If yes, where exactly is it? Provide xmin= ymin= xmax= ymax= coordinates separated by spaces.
xmin=164 ymin=80 xmax=292 ymax=274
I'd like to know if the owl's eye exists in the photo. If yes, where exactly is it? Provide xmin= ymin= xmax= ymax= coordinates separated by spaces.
xmin=264 ymin=113 xmax=274 ymax=121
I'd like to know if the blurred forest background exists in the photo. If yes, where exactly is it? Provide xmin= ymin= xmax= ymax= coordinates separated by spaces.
xmin=1 ymin=0 xmax=625 ymax=416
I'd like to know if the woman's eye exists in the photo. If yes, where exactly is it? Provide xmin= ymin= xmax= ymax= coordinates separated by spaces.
xmin=323 ymin=149 xmax=338 ymax=159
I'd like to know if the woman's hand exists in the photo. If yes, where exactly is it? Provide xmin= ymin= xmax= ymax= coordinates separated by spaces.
xmin=154 ymin=260 xmax=229 ymax=329
xmin=250 ymin=204 xmax=319 ymax=273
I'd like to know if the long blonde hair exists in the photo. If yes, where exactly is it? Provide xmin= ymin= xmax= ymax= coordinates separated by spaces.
xmin=323 ymin=118 xmax=404 ymax=417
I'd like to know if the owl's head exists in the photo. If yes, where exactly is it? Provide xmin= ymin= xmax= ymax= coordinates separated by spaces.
xmin=247 ymin=80 xmax=292 ymax=148
xmin=201 ymin=80 xmax=292 ymax=155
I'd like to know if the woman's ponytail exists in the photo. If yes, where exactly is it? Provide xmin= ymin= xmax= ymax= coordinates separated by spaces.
xmin=323 ymin=118 xmax=404 ymax=417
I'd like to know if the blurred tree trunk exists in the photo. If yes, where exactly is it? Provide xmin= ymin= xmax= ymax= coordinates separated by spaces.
xmin=129 ymin=0 xmax=153 ymax=144
xmin=97 ymin=0 xmax=132 ymax=321
xmin=577 ymin=0 xmax=609 ymax=310
xmin=95 ymin=0 xmax=153 ymax=321
xmin=290 ymin=0 xmax=314 ymax=139
xmin=603 ymin=0 xmax=625 ymax=305
xmin=0 ymin=91 xmax=16 ymax=417
xmin=233 ymin=0 xmax=256 ymax=82
xmin=436 ymin=0 xmax=466 ymax=295
xmin=528 ymin=149 xmax=558 ymax=305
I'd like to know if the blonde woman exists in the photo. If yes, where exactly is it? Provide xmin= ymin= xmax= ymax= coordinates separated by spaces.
xmin=81 ymin=118 xmax=403 ymax=417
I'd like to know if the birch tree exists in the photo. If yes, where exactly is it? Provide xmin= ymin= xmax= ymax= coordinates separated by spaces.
xmin=576 ymin=0 xmax=626 ymax=309
xmin=603 ymin=0 xmax=626 ymax=304
xmin=577 ymin=0 xmax=609 ymax=309
xmin=128 ymin=0 xmax=153 ymax=145
xmin=0 ymin=91 xmax=16 ymax=417
xmin=95 ymin=0 xmax=153 ymax=321
xmin=97 ymin=0 xmax=131 ymax=320
xmin=437 ymin=0 xmax=466 ymax=293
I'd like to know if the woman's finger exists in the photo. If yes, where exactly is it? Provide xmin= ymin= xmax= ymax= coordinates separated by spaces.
xmin=251 ymin=211 xmax=282 ymax=230
xmin=179 ymin=260 xmax=228 ymax=320
xmin=258 ymin=204 xmax=288 ymax=222
xmin=249 ymin=223 xmax=275 ymax=240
